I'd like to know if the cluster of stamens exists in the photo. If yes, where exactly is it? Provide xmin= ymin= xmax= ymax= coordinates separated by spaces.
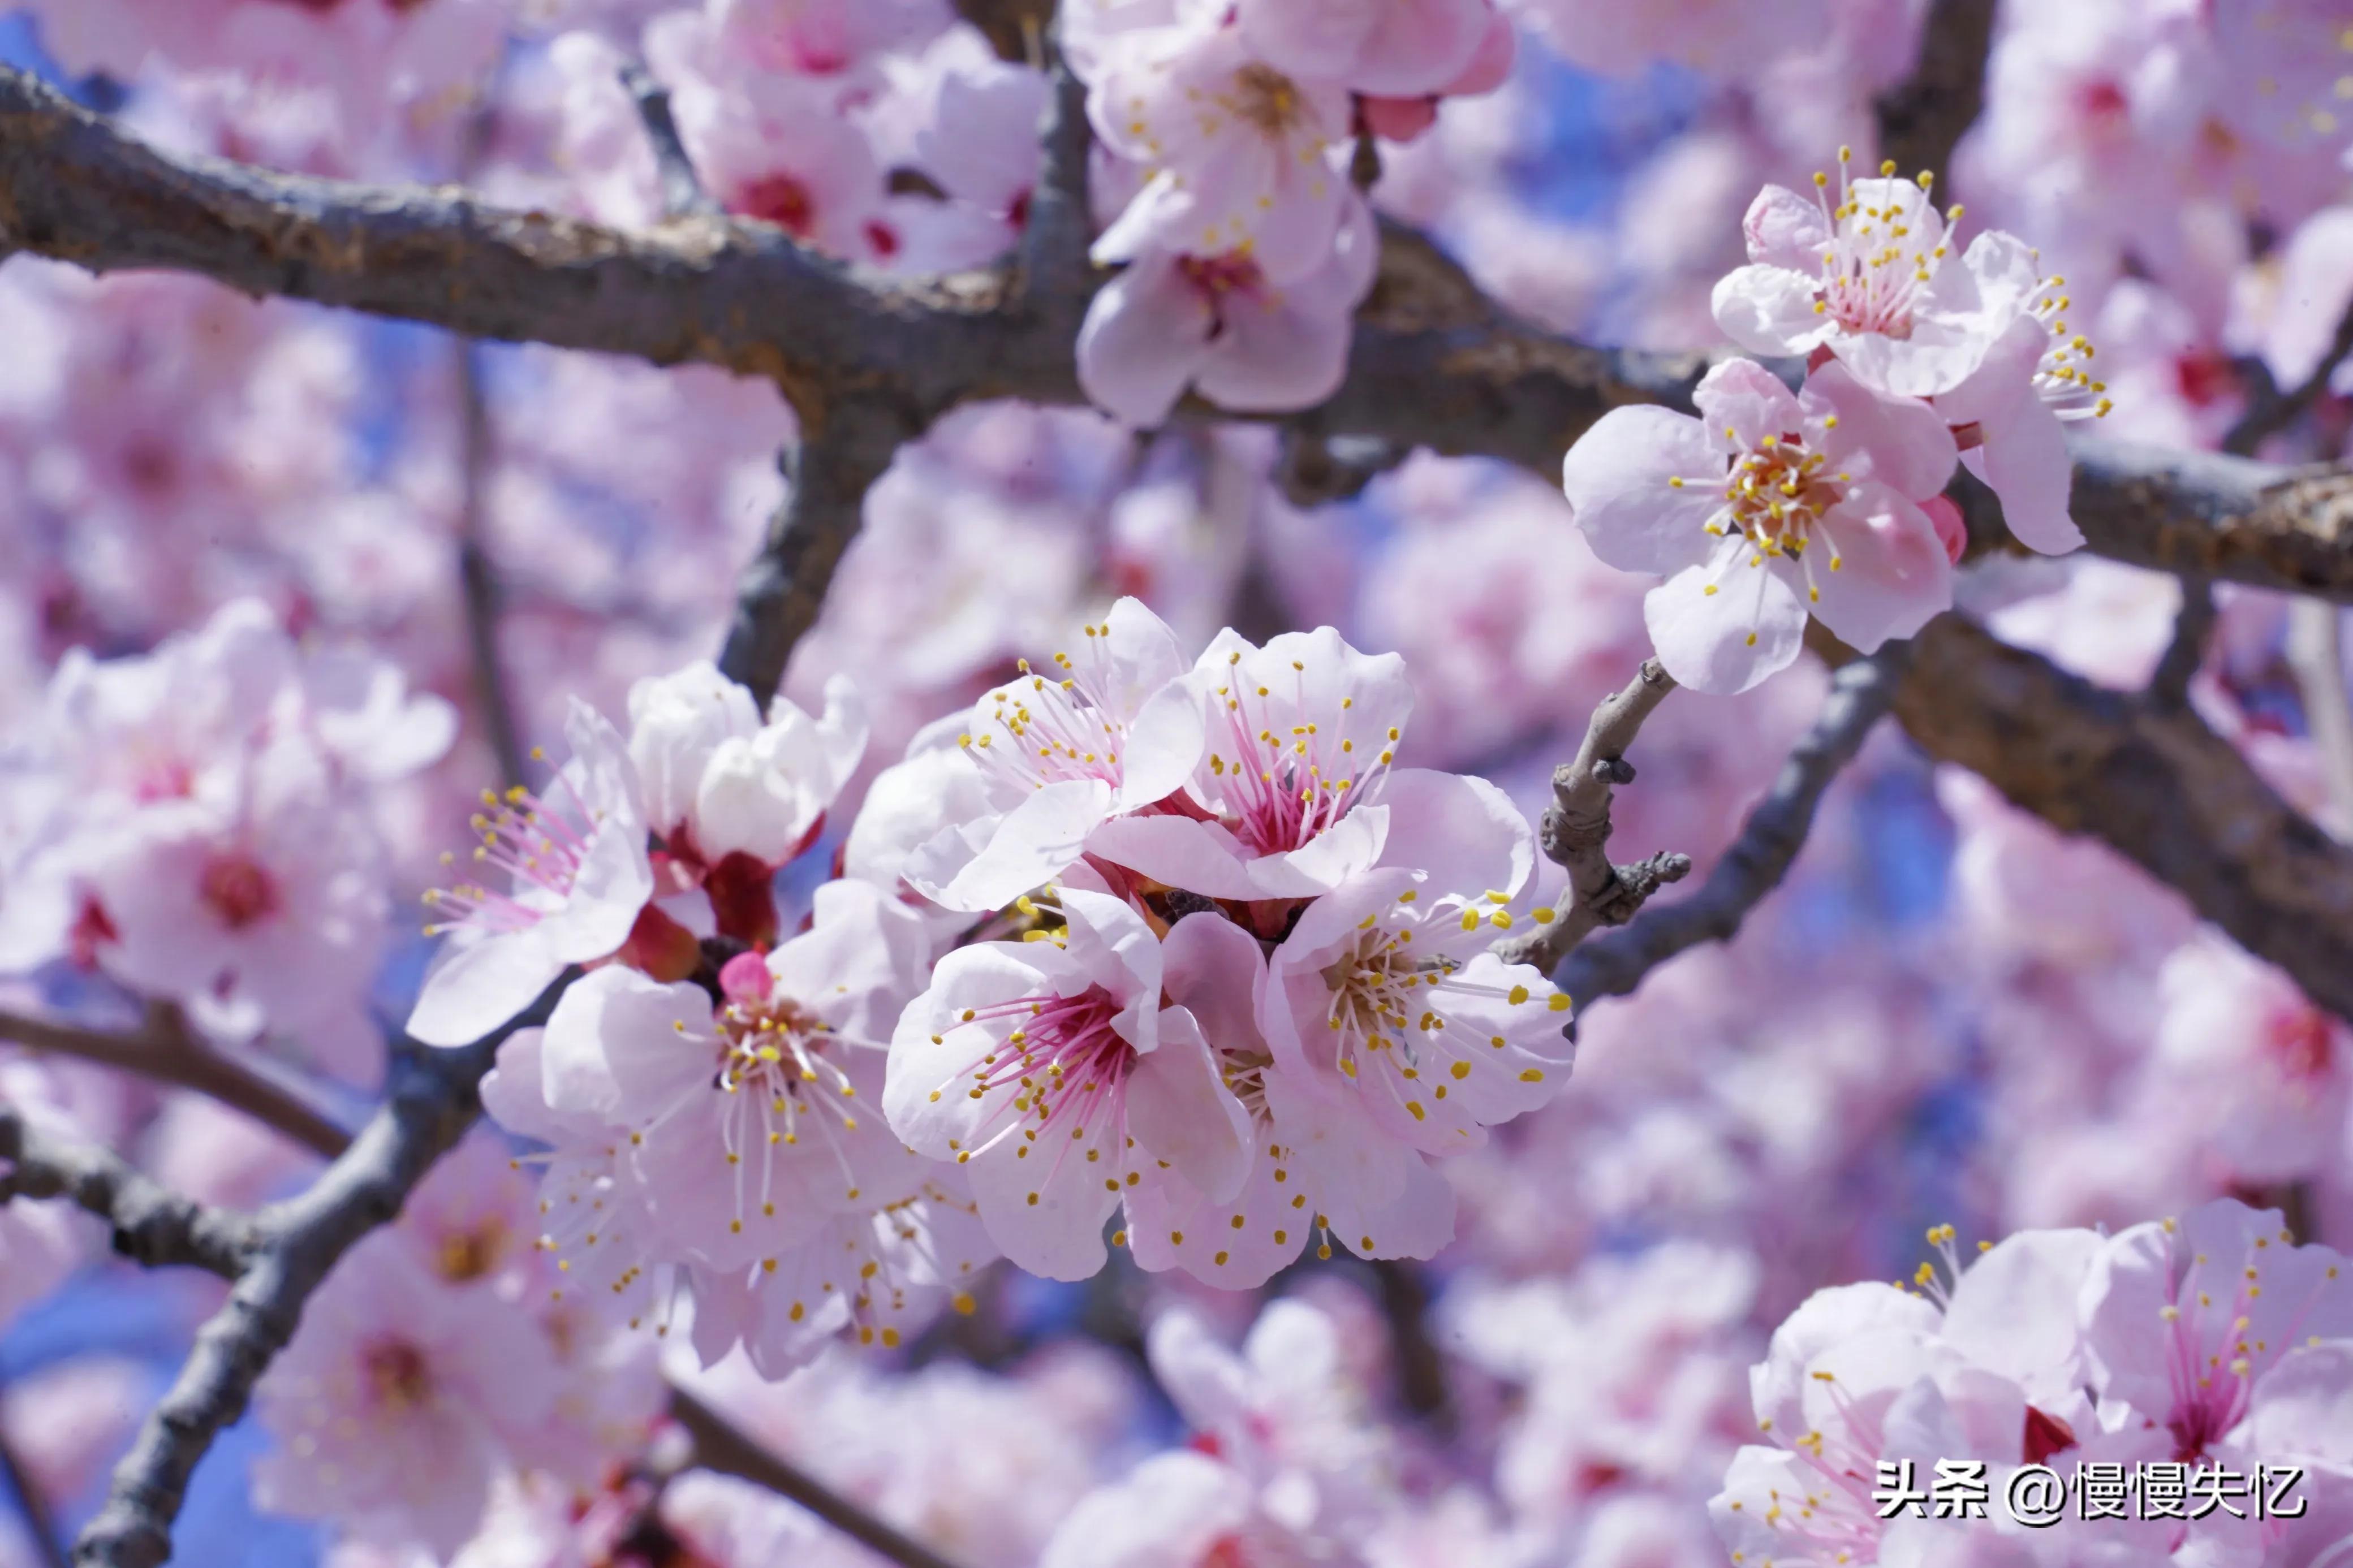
xmin=925 ymin=983 xmax=1147 ymax=1200
xmin=673 ymin=991 xmax=873 ymax=1239
xmin=962 ymin=623 xmax=1127 ymax=794
xmin=2020 ymin=267 xmax=2112 ymax=418
xmin=1807 ymin=148 xmax=1953 ymax=339
xmin=420 ymin=746 xmax=600 ymax=938
xmin=1667 ymin=427 xmax=1855 ymax=627
xmin=1206 ymin=650 xmax=1392 ymax=857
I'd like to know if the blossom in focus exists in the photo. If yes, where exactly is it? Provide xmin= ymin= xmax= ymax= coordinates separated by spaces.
xmin=628 ymin=661 xmax=865 ymax=944
xmin=1713 ymin=152 xmax=2106 ymax=553
xmin=1561 ymin=357 xmax=1959 ymax=693
xmin=885 ymin=885 xmax=1253 ymax=1280
xmin=904 ymin=597 xmax=1204 ymax=914
xmin=407 ymin=699 xmax=653 ymax=1048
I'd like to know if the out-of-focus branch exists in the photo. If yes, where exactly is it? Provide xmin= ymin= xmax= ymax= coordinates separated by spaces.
xmin=2286 ymin=601 xmax=2353 ymax=836
xmin=1492 ymin=661 xmax=1688 ymax=975
xmin=12 ymin=1005 xmax=969 ymax=1568
xmin=2147 ymin=576 xmax=2216 ymax=710
xmin=2222 ymin=299 xmax=2353 ymax=457
xmin=0 ymin=1005 xmax=346 ymax=1161
xmin=669 ymin=1390 xmax=968 ymax=1568
xmin=0 ymin=1384 xmax=68 ymax=1568
xmin=950 ymin=0 xmax=1055 ymax=64
xmin=717 ymin=401 xmax=908 ymax=705
xmin=70 ymin=988 xmax=561 ymax=1568
xmin=1872 ymin=0 xmax=1997 ymax=188
xmin=1553 ymin=647 xmax=1907 ymax=1007
xmin=1894 ymin=615 xmax=2353 ymax=1025
xmin=1016 ymin=47 xmax=1092 ymax=311
xmin=619 ymin=62 xmax=718 ymax=221
xmin=0 ymin=1107 xmax=256 ymax=1278
xmin=454 ymin=343 xmax=529 ymax=789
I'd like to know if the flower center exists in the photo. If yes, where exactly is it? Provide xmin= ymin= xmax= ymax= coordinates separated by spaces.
xmin=960 ymin=622 xmax=1134 ymax=796
xmin=199 ymin=852 xmax=279 ymax=931
xmin=1229 ymin=64 xmax=1308 ymax=137
xmin=1205 ymin=652 xmax=1395 ymax=858
xmin=1806 ymin=150 xmax=1949 ymax=340
xmin=738 ymin=174 xmax=816 ymax=238
xmin=434 ymin=1221 xmax=508 ymax=1284
xmin=361 ymin=1339 xmax=432 ymax=1409
xmin=421 ymin=771 xmax=603 ymax=939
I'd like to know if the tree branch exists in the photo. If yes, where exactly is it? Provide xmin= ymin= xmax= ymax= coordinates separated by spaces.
xmin=619 ymin=62 xmax=718 ymax=222
xmin=1492 ymin=660 xmax=1690 ymax=974
xmin=1553 ymin=646 xmax=1907 ymax=1007
xmin=716 ymin=401 xmax=909 ymax=705
xmin=0 ymin=1107 xmax=256 ymax=1279
xmin=455 ymin=342 xmax=529 ymax=788
xmin=1890 ymin=614 xmax=2353 ymax=1024
xmin=2222 ymin=296 xmax=2353 ymax=457
xmin=0 ymin=1005 xmax=347 ymax=1161
xmin=1872 ymin=0 xmax=1997 ymax=189
xmin=70 ymin=992 xmax=560 ymax=1568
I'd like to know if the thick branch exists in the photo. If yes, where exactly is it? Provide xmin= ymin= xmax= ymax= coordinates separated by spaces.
xmin=1492 ymin=661 xmax=1688 ymax=973
xmin=1887 ymin=615 xmax=2353 ymax=1023
xmin=0 ymin=1108 xmax=256 ymax=1278
xmin=1554 ymin=647 xmax=1906 ymax=1007
xmin=670 ymin=1390 xmax=967 ymax=1568
xmin=1872 ymin=0 xmax=1997 ymax=189
xmin=0 ymin=1006 xmax=347 ymax=1160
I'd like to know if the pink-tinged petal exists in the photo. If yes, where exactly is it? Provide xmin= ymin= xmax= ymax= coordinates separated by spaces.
xmin=1194 ymin=284 xmax=1356 ymax=414
xmin=1560 ymin=407 xmax=1725 ymax=577
xmin=1312 ymin=1138 xmax=1454 ymax=1264
xmin=1359 ymin=94 xmax=1438 ymax=141
xmin=883 ymin=944 xmax=1057 ymax=1152
xmin=1038 ymin=1452 xmax=1253 ymax=1568
xmin=1259 ymin=1059 xmax=1414 ymax=1212
xmin=1240 ymin=0 xmax=1489 ymax=98
xmin=960 ymin=1113 xmax=1123 ymax=1281
xmin=1443 ymin=6 xmax=1515 ymax=96
xmin=478 ymin=1028 xmax=571 ymax=1144
xmin=530 ymin=815 xmax=656 ymax=965
xmin=2242 ymin=1342 xmax=2353 ymax=1470
xmin=1113 ymin=681 xmax=1210 ymax=812
xmin=932 ymin=778 xmax=1115 ymax=912
xmin=1087 ymin=812 xmax=1262 ymax=899
xmin=1828 ymin=328 xmax=1991 ymax=401
xmin=1126 ymin=1007 xmax=1253 ymax=1203
xmin=1643 ymin=541 xmax=1808 ymax=696
xmin=1804 ymin=487 xmax=1954 ymax=651
xmin=1741 ymin=183 xmax=1831 ymax=270
xmin=1940 ymin=1228 xmax=2101 ymax=1403
xmin=1805 ymin=360 xmax=1958 ymax=500
xmin=1923 ymin=494 xmax=1968 ymax=563
xmin=1371 ymin=769 xmax=1534 ymax=897
xmin=1100 ymin=595 xmax=1191 ymax=711
xmin=1158 ymin=912 xmax=1269 ymax=1060
xmin=406 ymin=931 xmax=564 ymax=1048
xmin=1711 ymin=264 xmax=1832 ymax=359
xmin=539 ymin=966 xmax=709 ymax=1120
xmin=1964 ymin=396 xmax=2081 ymax=555
xmin=1055 ymin=885 xmax=1163 ymax=1032
xmin=1954 ymin=229 xmax=2045 ymax=319
xmin=1124 ymin=1142 xmax=1307 ymax=1288
xmin=1247 ymin=801 xmax=1389 ymax=897
xmin=1077 ymin=252 xmax=1216 ymax=427
xmin=1693 ymin=358 xmax=1805 ymax=452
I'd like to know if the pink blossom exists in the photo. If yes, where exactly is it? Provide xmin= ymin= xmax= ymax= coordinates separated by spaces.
xmin=2212 ymin=0 xmax=2353 ymax=172
xmin=885 ymin=885 xmax=1253 ymax=1280
xmin=1561 ymin=358 xmax=1959 ymax=693
xmin=2260 ymin=207 xmax=2353 ymax=401
xmin=408 ymin=699 xmax=654 ymax=1048
xmin=905 ymin=34 xmax=1051 ymax=260
xmin=902 ymin=598 xmax=1205 ymax=914
xmin=2149 ymin=936 xmax=2350 ymax=1186
xmin=1259 ymin=866 xmax=1574 ymax=1162
xmin=709 ymin=0 xmax=949 ymax=80
xmin=2079 ymin=1199 xmax=2353 ymax=1467
xmin=1087 ymin=623 xmax=1532 ymax=902
xmin=1078 ymin=189 xmax=1380 ymax=428
xmin=252 ymin=1233 xmax=563 ymax=1560
xmin=1232 ymin=0 xmax=1494 ymax=99
xmin=1085 ymin=16 xmax=1354 ymax=280
xmin=1126 ymin=912 xmax=1455 ymax=1286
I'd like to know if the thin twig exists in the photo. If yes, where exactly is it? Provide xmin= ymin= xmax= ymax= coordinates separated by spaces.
xmin=2222 ymin=299 xmax=2353 ymax=457
xmin=0 ymin=1107 xmax=257 ymax=1278
xmin=2286 ymin=599 xmax=2353 ymax=837
xmin=1492 ymin=661 xmax=1688 ymax=974
xmin=455 ymin=342 xmax=528 ymax=790
xmin=2148 ymin=576 xmax=2216 ymax=709
xmin=1553 ymin=646 xmax=1909 ymax=1007
xmin=0 ymin=1380 xmax=68 ymax=1568
xmin=619 ymin=62 xmax=718 ymax=221
xmin=669 ymin=1390 xmax=967 ymax=1568
xmin=0 ymin=1006 xmax=347 ymax=1161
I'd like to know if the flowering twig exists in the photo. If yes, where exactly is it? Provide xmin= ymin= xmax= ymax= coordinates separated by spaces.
xmin=0 ymin=1107 xmax=256 ymax=1278
xmin=0 ymin=1004 xmax=346 ymax=1161
xmin=1490 ymin=660 xmax=1689 ymax=977
xmin=668 ymin=1389 xmax=969 ymax=1568
xmin=1552 ymin=646 xmax=1907 ymax=1008
xmin=0 ymin=1380 xmax=68 ymax=1568
xmin=619 ymin=62 xmax=719 ymax=222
